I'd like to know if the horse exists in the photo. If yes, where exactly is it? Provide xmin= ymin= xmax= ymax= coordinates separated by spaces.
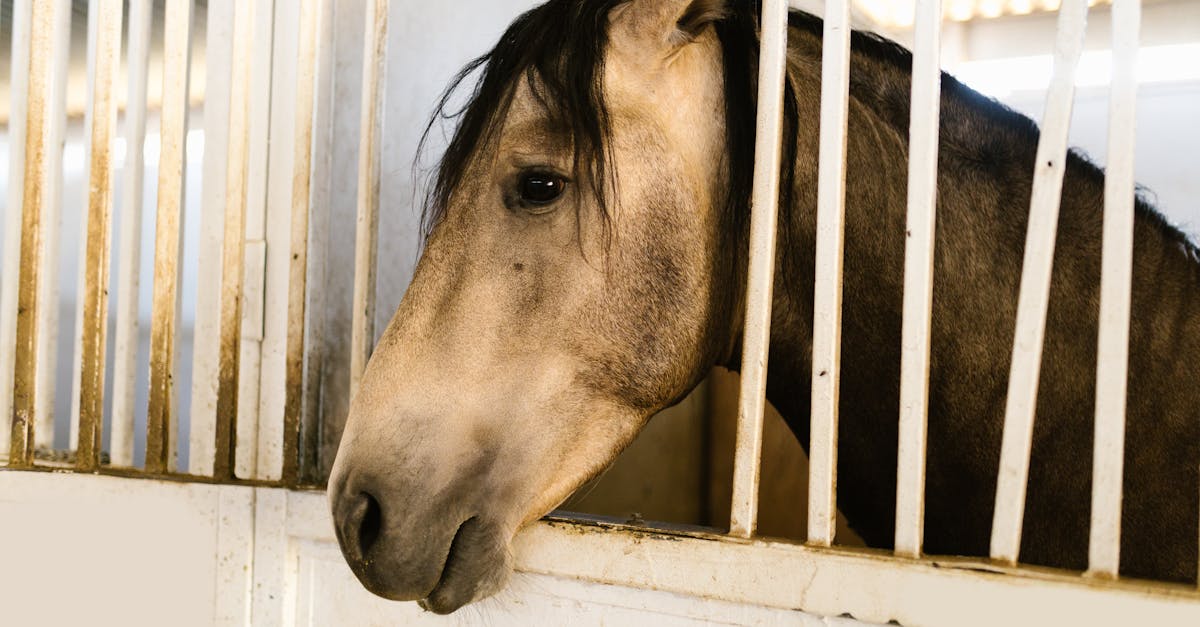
xmin=328 ymin=0 xmax=1200 ymax=614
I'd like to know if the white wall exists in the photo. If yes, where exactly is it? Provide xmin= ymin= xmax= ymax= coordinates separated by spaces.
xmin=1003 ymin=83 xmax=1200 ymax=236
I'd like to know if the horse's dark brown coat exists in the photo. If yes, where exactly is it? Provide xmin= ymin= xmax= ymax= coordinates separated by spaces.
xmin=765 ymin=13 xmax=1200 ymax=582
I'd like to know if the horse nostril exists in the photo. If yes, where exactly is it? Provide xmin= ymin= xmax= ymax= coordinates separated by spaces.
xmin=358 ymin=491 xmax=382 ymax=555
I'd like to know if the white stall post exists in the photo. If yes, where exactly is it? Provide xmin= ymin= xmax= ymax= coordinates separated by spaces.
xmin=728 ymin=0 xmax=791 ymax=539
xmin=1087 ymin=0 xmax=1141 ymax=580
xmin=190 ymin=0 xmax=236 ymax=477
xmin=808 ymin=0 xmax=853 ymax=548
xmin=894 ymin=0 xmax=944 ymax=559
xmin=214 ymin=0 xmax=258 ymax=480
xmin=280 ymin=0 xmax=324 ymax=484
xmin=991 ymin=0 xmax=1090 ymax=565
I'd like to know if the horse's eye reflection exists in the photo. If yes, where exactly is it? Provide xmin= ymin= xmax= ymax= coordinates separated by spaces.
xmin=518 ymin=172 xmax=567 ymax=207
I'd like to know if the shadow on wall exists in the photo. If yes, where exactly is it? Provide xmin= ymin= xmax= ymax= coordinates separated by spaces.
xmin=564 ymin=368 xmax=865 ymax=547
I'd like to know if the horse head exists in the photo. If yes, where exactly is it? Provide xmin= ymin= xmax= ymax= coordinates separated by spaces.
xmin=329 ymin=0 xmax=750 ymax=613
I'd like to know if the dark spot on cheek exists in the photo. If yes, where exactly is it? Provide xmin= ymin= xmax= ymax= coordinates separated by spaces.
xmin=513 ymin=262 xmax=524 ymax=272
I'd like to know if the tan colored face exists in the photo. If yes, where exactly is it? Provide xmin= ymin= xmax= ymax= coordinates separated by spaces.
xmin=329 ymin=0 xmax=733 ymax=614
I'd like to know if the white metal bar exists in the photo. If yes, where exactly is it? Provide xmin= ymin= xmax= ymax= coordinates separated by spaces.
xmin=990 ymin=0 xmax=1090 ymax=565
xmin=894 ymin=0 xmax=944 ymax=559
xmin=214 ymin=0 xmax=258 ymax=480
xmin=110 ymin=0 xmax=153 ymax=468
xmin=0 ymin=0 xmax=33 ymax=460
xmin=234 ymin=0 xmax=277 ymax=481
xmin=349 ymin=0 xmax=389 ymax=400
xmin=73 ymin=0 xmax=124 ymax=470
xmin=728 ymin=0 xmax=790 ymax=539
xmin=1087 ymin=0 xmax=1140 ymax=580
xmin=189 ymin=0 xmax=236 ymax=477
xmin=808 ymin=0 xmax=853 ymax=548
xmin=145 ymin=0 xmax=194 ymax=474
xmin=33 ymin=0 xmax=73 ymax=451
xmin=256 ymin=0 xmax=302 ymax=482
xmin=300 ymin=0 xmax=337 ymax=481
xmin=281 ymin=0 xmax=323 ymax=484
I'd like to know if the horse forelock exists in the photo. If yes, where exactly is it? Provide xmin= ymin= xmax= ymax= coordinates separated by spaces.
xmin=418 ymin=0 xmax=627 ymax=242
xmin=417 ymin=0 xmax=764 ymax=256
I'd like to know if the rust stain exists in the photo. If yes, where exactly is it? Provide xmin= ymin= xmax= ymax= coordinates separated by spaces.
xmin=76 ymin=0 xmax=124 ymax=471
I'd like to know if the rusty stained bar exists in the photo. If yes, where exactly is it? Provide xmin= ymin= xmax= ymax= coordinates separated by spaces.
xmin=75 ymin=0 xmax=124 ymax=471
xmin=146 ymin=0 xmax=195 ymax=474
xmin=0 ymin=0 xmax=32 ymax=461
xmin=214 ymin=0 xmax=258 ymax=480
xmin=281 ymin=0 xmax=322 ymax=484
xmin=9 ymin=0 xmax=64 ymax=467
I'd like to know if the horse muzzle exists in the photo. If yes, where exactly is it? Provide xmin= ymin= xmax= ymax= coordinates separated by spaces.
xmin=329 ymin=468 xmax=515 ymax=614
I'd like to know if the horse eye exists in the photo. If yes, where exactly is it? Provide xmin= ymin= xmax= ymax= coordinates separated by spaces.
xmin=518 ymin=173 xmax=567 ymax=206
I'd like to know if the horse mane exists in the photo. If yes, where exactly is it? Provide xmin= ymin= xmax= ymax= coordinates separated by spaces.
xmin=419 ymin=0 xmax=1200 ymax=274
xmin=786 ymin=10 xmax=1200 ymax=272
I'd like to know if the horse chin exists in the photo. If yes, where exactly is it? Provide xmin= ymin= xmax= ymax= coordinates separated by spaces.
xmin=416 ymin=517 xmax=514 ymax=614
xmin=345 ymin=515 xmax=513 ymax=614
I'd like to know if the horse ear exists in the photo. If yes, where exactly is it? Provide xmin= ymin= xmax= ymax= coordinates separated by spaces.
xmin=613 ymin=0 xmax=729 ymax=54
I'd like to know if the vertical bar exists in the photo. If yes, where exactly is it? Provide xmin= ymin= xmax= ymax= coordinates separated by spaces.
xmin=236 ymin=0 xmax=277 ymax=481
xmin=894 ymin=0 xmax=944 ymax=558
xmin=110 ymin=0 xmax=153 ymax=468
xmin=33 ymin=0 xmax=71 ymax=452
xmin=256 ymin=0 xmax=297 ymax=482
xmin=300 ymin=0 xmax=337 ymax=482
xmin=348 ymin=0 xmax=389 ymax=400
xmin=75 ymin=0 xmax=124 ymax=470
xmin=282 ymin=0 xmax=322 ymax=485
xmin=1087 ymin=0 xmax=1140 ymax=580
xmin=0 ymin=0 xmax=32 ymax=461
xmin=728 ymin=0 xmax=790 ymax=539
xmin=991 ymin=0 xmax=1090 ymax=564
xmin=214 ymin=0 xmax=258 ymax=480
xmin=69 ymin=0 xmax=101 ymax=453
xmin=9 ymin=0 xmax=64 ymax=466
xmin=190 ymin=0 xmax=235 ymax=477
xmin=808 ymin=0 xmax=853 ymax=548
xmin=146 ymin=0 xmax=194 ymax=474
